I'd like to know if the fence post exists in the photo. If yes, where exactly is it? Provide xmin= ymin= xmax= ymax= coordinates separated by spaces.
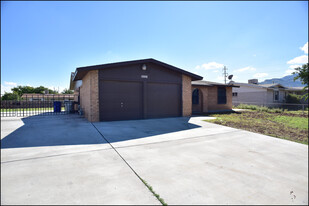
xmin=302 ymin=104 xmax=304 ymax=114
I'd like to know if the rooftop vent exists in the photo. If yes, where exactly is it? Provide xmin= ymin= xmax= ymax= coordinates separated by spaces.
xmin=248 ymin=79 xmax=258 ymax=84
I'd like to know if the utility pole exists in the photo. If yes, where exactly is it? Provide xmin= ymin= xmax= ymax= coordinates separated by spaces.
xmin=222 ymin=66 xmax=228 ymax=84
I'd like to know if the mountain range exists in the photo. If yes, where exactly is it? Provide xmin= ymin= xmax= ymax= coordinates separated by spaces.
xmin=259 ymin=73 xmax=305 ymax=87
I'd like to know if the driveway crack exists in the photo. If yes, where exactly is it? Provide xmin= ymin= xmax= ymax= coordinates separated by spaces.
xmin=91 ymin=123 xmax=167 ymax=205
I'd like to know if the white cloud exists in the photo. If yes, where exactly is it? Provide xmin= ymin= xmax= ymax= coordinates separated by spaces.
xmin=216 ymin=75 xmax=225 ymax=82
xmin=195 ymin=62 xmax=224 ymax=70
xmin=284 ymin=69 xmax=295 ymax=76
xmin=213 ymin=70 xmax=219 ymax=73
xmin=287 ymin=55 xmax=308 ymax=64
xmin=4 ymin=81 xmax=17 ymax=86
xmin=234 ymin=66 xmax=256 ymax=73
xmin=288 ymin=64 xmax=301 ymax=69
xmin=300 ymin=42 xmax=308 ymax=54
xmin=47 ymin=86 xmax=66 ymax=93
xmin=253 ymin=73 xmax=268 ymax=78
xmin=1 ymin=81 xmax=18 ymax=94
xmin=1 ymin=84 xmax=11 ymax=94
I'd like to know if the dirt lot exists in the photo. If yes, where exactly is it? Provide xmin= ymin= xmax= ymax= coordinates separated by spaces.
xmin=206 ymin=110 xmax=308 ymax=144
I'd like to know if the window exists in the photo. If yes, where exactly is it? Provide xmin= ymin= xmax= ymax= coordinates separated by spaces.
xmin=232 ymin=92 xmax=238 ymax=97
xmin=192 ymin=89 xmax=199 ymax=104
xmin=30 ymin=98 xmax=42 ymax=101
xmin=274 ymin=91 xmax=279 ymax=101
xmin=218 ymin=87 xmax=227 ymax=104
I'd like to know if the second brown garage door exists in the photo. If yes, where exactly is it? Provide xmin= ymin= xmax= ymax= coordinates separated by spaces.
xmin=146 ymin=82 xmax=181 ymax=119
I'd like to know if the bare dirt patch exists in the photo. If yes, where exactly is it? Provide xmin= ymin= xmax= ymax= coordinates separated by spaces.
xmin=206 ymin=111 xmax=308 ymax=144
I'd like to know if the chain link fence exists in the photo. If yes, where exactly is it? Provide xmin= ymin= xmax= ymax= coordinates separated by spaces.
xmin=233 ymin=101 xmax=308 ymax=111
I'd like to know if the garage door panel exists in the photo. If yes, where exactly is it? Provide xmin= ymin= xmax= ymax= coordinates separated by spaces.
xmin=146 ymin=83 xmax=181 ymax=118
xmin=100 ymin=81 xmax=143 ymax=121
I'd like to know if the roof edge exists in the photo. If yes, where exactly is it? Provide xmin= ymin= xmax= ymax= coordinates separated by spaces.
xmin=73 ymin=58 xmax=203 ymax=81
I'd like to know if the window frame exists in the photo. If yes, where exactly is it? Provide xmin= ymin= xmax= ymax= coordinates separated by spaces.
xmin=274 ymin=90 xmax=279 ymax=101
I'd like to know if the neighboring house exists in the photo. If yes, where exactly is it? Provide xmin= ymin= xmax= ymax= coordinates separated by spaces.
xmin=284 ymin=87 xmax=309 ymax=104
xmin=232 ymin=79 xmax=308 ymax=106
xmin=70 ymin=58 xmax=236 ymax=122
xmin=287 ymin=87 xmax=308 ymax=96
xmin=21 ymin=93 xmax=74 ymax=101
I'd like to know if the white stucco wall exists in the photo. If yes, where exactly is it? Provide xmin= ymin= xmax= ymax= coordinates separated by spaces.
xmin=232 ymin=85 xmax=268 ymax=105
xmin=267 ymin=89 xmax=286 ymax=103
xmin=233 ymin=84 xmax=287 ymax=105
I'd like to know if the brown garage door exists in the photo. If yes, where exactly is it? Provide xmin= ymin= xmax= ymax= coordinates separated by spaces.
xmin=146 ymin=82 xmax=181 ymax=119
xmin=100 ymin=80 xmax=143 ymax=121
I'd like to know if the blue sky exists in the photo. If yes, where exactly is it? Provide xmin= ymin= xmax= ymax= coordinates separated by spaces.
xmin=1 ymin=1 xmax=308 ymax=93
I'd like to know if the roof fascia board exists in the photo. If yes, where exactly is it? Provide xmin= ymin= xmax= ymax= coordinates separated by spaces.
xmin=73 ymin=58 xmax=203 ymax=81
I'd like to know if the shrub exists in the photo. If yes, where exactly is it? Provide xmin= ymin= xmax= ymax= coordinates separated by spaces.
xmin=236 ymin=104 xmax=258 ymax=110
xmin=270 ymin=108 xmax=283 ymax=113
xmin=286 ymin=93 xmax=302 ymax=104
xmin=1 ymin=92 xmax=20 ymax=100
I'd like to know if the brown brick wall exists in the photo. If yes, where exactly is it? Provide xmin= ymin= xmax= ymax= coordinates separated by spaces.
xmin=182 ymin=75 xmax=192 ymax=116
xmin=79 ymin=70 xmax=99 ymax=122
xmin=207 ymin=86 xmax=232 ymax=111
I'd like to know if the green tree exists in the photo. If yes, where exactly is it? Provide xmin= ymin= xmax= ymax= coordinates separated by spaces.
xmin=293 ymin=63 xmax=309 ymax=100
xmin=48 ymin=89 xmax=58 ymax=94
xmin=11 ymin=86 xmax=34 ymax=96
xmin=1 ymin=92 xmax=20 ymax=100
xmin=61 ymin=88 xmax=74 ymax=94
xmin=33 ymin=86 xmax=47 ymax=94
xmin=11 ymin=85 xmax=59 ymax=96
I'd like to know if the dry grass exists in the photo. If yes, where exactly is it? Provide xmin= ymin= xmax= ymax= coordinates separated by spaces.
xmin=206 ymin=110 xmax=308 ymax=144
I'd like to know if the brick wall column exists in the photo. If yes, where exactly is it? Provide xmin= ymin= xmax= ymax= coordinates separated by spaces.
xmin=182 ymin=75 xmax=192 ymax=116
xmin=90 ymin=70 xmax=99 ymax=122
xmin=79 ymin=70 xmax=99 ymax=122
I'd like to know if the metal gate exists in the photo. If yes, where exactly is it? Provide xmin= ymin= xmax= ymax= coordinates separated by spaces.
xmin=1 ymin=94 xmax=78 ymax=117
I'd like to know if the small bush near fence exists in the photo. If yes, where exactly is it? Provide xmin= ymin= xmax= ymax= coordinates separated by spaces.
xmin=1 ymin=93 xmax=20 ymax=100
xmin=286 ymin=93 xmax=302 ymax=104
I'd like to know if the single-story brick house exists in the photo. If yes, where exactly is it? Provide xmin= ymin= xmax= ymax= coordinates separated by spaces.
xmin=191 ymin=80 xmax=236 ymax=114
xmin=70 ymin=58 xmax=237 ymax=122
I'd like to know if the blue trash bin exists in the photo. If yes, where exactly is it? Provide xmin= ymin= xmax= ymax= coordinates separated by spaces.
xmin=53 ymin=101 xmax=61 ymax=113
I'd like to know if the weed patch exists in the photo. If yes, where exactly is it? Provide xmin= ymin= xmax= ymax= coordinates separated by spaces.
xmin=206 ymin=111 xmax=308 ymax=144
xmin=141 ymin=179 xmax=167 ymax=205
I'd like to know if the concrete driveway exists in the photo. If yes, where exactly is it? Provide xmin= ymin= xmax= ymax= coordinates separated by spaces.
xmin=1 ymin=115 xmax=158 ymax=205
xmin=1 ymin=115 xmax=308 ymax=205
